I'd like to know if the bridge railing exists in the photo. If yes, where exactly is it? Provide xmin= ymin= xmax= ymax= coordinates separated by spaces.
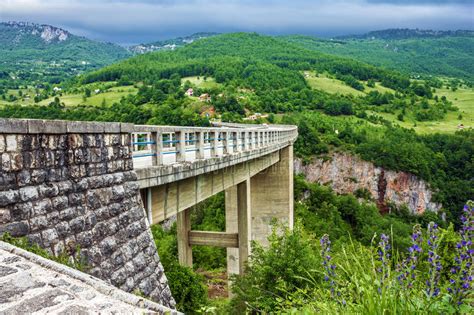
xmin=131 ymin=124 xmax=297 ymax=168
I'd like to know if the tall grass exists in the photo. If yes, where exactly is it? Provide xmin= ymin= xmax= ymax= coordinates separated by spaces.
xmin=232 ymin=202 xmax=474 ymax=314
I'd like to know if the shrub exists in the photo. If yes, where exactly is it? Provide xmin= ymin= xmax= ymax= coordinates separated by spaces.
xmin=165 ymin=262 xmax=208 ymax=313
xmin=230 ymin=224 xmax=320 ymax=313
xmin=151 ymin=224 xmax=209 ymax=313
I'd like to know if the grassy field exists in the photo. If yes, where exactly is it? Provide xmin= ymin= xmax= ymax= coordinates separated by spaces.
xmin=0 ymin=86 xmax=138 ymax=108
xmin=182 ymin=76 xmax=221 ymax=89
xmin=304 ymin=71 xmax=395 ymax=96
xmin=369 ymin=86 xmax=474 ymax=134
xmin=305 ymin=71 xmax=365 ymax=96
xmin=39 ymin=86 xmax=138 ymax=107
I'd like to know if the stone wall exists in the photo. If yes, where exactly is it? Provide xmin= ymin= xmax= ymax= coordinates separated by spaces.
xmin=0 ymin=118 xmax=175 ymax=309
xmin=295 ymin=153 xmax=441 ymax=214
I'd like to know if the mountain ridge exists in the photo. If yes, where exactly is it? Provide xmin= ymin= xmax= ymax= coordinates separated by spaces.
xmin=337 ymin=28 xmax=474 ymax=40
xmin=0 ymin=21 xmax=131 ymax=63
xmin=128 ymin=32 xmax=219 ymax=54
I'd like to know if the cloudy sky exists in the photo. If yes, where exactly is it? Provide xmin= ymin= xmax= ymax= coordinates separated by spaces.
xmin=0 ymin=0 xmax=473 ymax=45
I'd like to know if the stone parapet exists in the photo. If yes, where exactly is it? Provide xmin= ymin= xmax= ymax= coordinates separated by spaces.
xmin=0 ymin=118 xmax=175 ymax=309
xmin=0 ymin=241 xmax=180 ymax=314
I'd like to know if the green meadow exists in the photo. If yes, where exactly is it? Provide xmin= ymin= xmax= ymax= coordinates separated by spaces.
xmin=181 ymin=76 xmax=221 ymax=89
xmin=304 ymin=71 xmax=395 ymax=96
xmin=371 ymin=86 xmax=474 ymax=133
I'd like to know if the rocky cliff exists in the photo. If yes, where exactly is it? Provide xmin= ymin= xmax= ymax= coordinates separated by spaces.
xmin=294 ymin=153 xmax=441 ymax=214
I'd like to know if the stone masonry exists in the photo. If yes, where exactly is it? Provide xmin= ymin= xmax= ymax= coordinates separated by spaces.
xmin=0 ymin=241 xmax=178 ymax=314
xmin=0 ymin=119 xmax=175 ymax=309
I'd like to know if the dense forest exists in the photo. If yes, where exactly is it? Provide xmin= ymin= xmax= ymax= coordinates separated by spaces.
xmin=281 ymin=31 xmax=474 ymax=80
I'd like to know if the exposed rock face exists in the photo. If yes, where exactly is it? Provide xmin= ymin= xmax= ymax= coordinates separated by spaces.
xmin=294 ymin=153 xmax=441 ymax=214
xmin=0 ymin=123 xmax=175 ymax=309
xmin=40 ymin=25 xmax=69 ymax=42
xmin=4 ymin=21 xmax=69 ymax=43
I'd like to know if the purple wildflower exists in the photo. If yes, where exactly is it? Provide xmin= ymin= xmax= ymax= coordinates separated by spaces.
xmin=320 ymin=234 xmax=337 ymax=296
xmin=377 ymin=233 xmax=391 ymax=289
xmin=426 ymin=222 xmax=441 ymax=298
xmin=448 ymin=202 xmax=474 ymax=305
xmin=397 ymin=224 xmax=423 ymax=289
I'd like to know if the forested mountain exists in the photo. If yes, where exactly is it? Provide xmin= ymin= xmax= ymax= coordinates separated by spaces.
xmin=0 ymin=22 xmax=131 ymax=65
xmin=0 ymin=22 xmax=131 ymax=83
xmin=281 ymin=30 xmax=474 ymax=80
xmin=83 ymin=32 xmax=414 ymax=111
xmin=128 ymin=32 xmax=219 ymax=54
xmin=338 ymin=28 xmax=473 ymax=40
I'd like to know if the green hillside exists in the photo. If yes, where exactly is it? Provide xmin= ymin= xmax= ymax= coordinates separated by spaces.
xmin=0 ymin=22 xmax=131 ymax=84
xmin=281 ymin=31 xmax=474 ymax=81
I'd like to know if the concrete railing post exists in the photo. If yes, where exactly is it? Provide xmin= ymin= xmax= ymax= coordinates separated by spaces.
xmin=243 ymin=131 xmax=249 ymax=151
xmin=211 ymin=131 xmax=219 ymax=157
xmin=133 ymin=134 xmax=138 ymax=151
xmin=223 ymin=131 xmax=230 ymax=155
xmin=176 ymin=131 xmax=186 ymax=162
xmin=150 ymin=131 xmax=163 ymax=166
xmin=196 ymin=131 xmax=205 ymax=159
xmin=149 ymin=132 xmax=157 ymax=166
xmin=232 ymin=131 xmax=238 ymax=153
xmin=249 ymin=131 xmax=254 ymax=150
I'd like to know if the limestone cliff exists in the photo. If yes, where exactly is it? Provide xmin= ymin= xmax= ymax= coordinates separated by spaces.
xmin=294 ymin=153 xmax=441 ymax=214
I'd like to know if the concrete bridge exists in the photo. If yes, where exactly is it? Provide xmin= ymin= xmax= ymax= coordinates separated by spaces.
xmin=0 ymin=118 xmax=297 ymax=307
xmin=131 ymin=123 xmax=297 ymax=274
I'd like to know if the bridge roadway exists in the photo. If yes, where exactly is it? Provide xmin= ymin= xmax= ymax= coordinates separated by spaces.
xmin=130 ymin=122 xmax=298 ymax=275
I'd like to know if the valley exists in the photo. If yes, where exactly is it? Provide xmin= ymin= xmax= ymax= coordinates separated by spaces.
xmin=0 ymin=21 xmax=472 ymax=314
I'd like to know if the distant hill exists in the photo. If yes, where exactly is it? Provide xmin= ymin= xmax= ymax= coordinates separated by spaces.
xmin=83 ymin=32 xmax=412 ymax=96
xmin=338 ymin=28 xmax=474 ymax=40
xmin=281 ymin=29 xmax=474 ymax=80
xmin=128 ymin=32 xmax=219 ymax=54
xmin=0 ymin=21 xmax=131 ymax=82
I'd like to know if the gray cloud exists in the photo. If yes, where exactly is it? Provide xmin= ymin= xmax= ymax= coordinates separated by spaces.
xmin=0 ymin=0 xmax=472 ymax=45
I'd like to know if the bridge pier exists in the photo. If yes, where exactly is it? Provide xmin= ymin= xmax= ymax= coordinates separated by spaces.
xmin=177 ymin=208 xmax=193 ymax=267
xmin=250 ymin=145 xmax=294 ymax=245
xmin=173 ymin=146 xmax=294 ymax=278
xmin=224 ymin=145 xmax=294 ymax=278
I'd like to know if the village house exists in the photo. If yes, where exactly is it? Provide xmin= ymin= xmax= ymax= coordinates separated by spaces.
xmin=244 ymin=112 xmax=268 ymax=121
xmin=199 ymin=93 xmax=211 ymax=102
xmin=185 ymin=88 xmax=194 ymax=96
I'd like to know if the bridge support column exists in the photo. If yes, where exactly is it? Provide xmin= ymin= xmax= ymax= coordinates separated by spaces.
xmin=225 ymin=179 xmax=252 ymax=277
xmin=250 ymin=145 xmax=294 ymax=246
xmin=225 ymin=186 xmax=239 ymax=276
xmin=177 ymin=207 xmax=193 ymax=267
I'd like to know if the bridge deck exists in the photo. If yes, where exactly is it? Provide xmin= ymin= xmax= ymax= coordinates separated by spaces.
xmin=131 ymin=123 xmax=298 ymax=188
